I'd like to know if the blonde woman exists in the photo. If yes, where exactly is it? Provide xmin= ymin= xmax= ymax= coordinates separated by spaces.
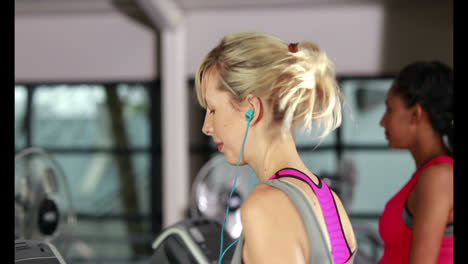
xmin=195 ymin=31 xmax=357 ymax=263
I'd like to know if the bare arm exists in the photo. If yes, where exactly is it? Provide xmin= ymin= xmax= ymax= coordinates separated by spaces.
xmin=240 ymin=184 xmax=307 ymax=264
xmin=408 ymin=164 xmax=453 ymax=264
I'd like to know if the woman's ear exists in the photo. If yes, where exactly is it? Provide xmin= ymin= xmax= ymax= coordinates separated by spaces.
xmin=245 ymin=94 xmax=263 ymax=126
xmin=410 ymin=103 xmax=424 ymax=124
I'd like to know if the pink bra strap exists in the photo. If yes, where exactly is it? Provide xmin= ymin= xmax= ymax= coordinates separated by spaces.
xmin=414 ymin=155 xmax=453 ymax=179
xmin=423 ymin=155 xmax=453 ymax=168
xmin=273 ymin=168 xmax=351 ymax=263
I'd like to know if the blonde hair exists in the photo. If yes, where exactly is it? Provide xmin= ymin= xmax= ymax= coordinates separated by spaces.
xmin=195 ymin=31 xmax=343 ymax=139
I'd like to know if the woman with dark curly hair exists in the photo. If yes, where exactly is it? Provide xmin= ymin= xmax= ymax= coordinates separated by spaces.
xmin=378 ymin=61 xmax=453 ymax=264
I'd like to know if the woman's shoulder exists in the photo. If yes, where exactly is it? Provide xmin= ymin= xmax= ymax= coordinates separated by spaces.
xmin=418 ymin=162 xmax=453 ymax=185
xmin=241 ymin=183 xmax=290 ymax=215
xmin=410 ymin=162 xmax=453 ymax=209
xmin=240 ymin=182 xmax=303 ymax=228
xmin=239 ymin=183 xmax=312 ymax=262
xmin=415 ymin=162 xmax=453 ymax=194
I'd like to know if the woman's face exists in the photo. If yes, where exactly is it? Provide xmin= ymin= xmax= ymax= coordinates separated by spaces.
xmin=201 ymin=70 xmax=247 ymax=165
xmin=379 ymin=82 xmax=415 ymax=149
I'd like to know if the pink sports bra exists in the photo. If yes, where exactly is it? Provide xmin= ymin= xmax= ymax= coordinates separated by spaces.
xmin=269 ymin=168 xmax=352 ymax=264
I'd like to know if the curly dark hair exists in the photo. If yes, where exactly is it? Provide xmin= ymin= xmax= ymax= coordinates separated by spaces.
xmin=394 ymin=61 xmax=453 ymax=153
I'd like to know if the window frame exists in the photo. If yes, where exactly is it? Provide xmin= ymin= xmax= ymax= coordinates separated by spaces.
xmin=14 ymin=80 xmax=162 ymax=262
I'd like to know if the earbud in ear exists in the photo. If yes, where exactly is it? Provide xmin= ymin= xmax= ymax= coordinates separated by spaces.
xmin=245 ymin=109 xmax=254 ymax=122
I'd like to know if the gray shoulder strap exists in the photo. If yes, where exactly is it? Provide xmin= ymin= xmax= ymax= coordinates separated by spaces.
xmin=231 ymin=179 xmax=335 ymax=264
xmin=231 ymin=179 xmax=357 ymax=263
xmin=273 ymin=180 xmax=358 ymax=264
xmin=266 ymin=179 xmax=334 ymax=263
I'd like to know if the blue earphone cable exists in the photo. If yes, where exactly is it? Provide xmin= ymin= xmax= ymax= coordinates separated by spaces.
xmin=218 ymin=110 xmax=253 ymax=264
xmin=219 ymin=169 xmax=255 ymax=262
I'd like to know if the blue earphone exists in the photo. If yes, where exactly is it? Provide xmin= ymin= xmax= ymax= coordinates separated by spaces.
xmin=245 ymin=109 xmax=254 ymax=122
xmin=218 ymin=109 xmax=255 ymax=264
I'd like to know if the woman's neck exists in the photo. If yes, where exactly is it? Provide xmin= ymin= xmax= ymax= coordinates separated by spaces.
xmin=248 ymin=131 xmax=306 ymax=182
xmin=409 ymin=131 xmax=451 ymax=169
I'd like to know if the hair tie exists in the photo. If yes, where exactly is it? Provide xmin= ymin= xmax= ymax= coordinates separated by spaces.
xmin=288 ymin=43 xmax=299 ymax=53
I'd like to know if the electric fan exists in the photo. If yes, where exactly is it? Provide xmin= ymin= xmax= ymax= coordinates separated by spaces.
xmin=190 ymin=154 xmax=259 ymax=239
xmin=151 ymin=154 xmax=256 ymax=264
xmin=15 ymin=147 xmax=77 ymax=258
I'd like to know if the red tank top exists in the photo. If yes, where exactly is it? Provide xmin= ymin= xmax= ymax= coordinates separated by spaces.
xmin=378 ymin=155 xmax=453 ymax=264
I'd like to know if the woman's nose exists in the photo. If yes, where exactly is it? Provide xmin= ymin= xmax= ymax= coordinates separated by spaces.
xmin=202 ymin=113 xmax=212 ymax=136
xmin=379 ymin=113 xmax=386 ymax=127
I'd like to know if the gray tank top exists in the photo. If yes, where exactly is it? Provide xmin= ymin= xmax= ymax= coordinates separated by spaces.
xmin=230 ymin=179 xmax=357 ymax=264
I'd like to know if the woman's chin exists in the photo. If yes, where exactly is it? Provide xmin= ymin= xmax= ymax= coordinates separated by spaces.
xmin=224 ymin=153 xmax=247 ymax=166
xmin=388 ymin=141 xmax=406 ymax=150
xmin=223 ymin=154 xmax=237 ymax=166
